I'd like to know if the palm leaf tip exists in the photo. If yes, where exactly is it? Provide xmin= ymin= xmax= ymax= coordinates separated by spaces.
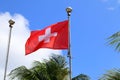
xmin=99 ymin=68 xmax=120 ymax=80
xmin=107 ymin=31 xmax=120 ymax=52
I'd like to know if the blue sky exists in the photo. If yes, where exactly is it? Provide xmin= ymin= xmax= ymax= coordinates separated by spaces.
xmin=1 ymin=0 xmax=120 ymax=80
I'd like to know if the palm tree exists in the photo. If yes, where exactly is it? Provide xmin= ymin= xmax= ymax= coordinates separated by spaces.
xmin=99 ymin=68 xmax=120 ymax=80
xmin=8 ymin=54 xmax=69 ymax=80
xmin=72 ymin=74 xmax=90 ymax=80
xmin=44 ymin=55 xmax=68 ymax=80
xmin=108 ymin=31 xmax=120 ymax=52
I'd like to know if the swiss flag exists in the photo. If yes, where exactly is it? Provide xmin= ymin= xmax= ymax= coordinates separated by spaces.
xmin=25 ymin=20 xmax=68 ymax=55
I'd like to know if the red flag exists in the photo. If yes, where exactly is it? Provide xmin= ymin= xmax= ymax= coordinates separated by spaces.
xmin=25 ymin=20 xmax=68 ymax=55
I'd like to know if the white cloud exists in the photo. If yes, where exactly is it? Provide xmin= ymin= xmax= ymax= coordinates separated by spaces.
xmin=100 ymin=0 xmax=109 ymax=3
xmin=100 ymin=0 xmax=120 ymax=4
xmin=100 ymin=0 xmax=120 ymax=11
xmin=0 ymin=12 xmax=61 ymax=80
xmin=107 ymin=7 xmax=115 ymax=10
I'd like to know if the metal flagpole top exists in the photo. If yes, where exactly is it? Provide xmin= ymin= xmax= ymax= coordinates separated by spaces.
xmin=66 ymin=7 xmax=72 ymax=16
xmin=9 ymin=19 xmax=15 ymax=28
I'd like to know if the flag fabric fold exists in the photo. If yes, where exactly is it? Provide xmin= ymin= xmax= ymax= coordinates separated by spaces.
xmin=25 ymin=20 xmax=68 ymax=55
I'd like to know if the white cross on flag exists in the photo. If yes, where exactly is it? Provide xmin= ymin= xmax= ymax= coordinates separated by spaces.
xmin=25 ymin=20 xmax=68 ymax=55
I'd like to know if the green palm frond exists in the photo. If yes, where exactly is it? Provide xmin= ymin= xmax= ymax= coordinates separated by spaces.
xmin=108 ymin=32 xmax=120 ymax=39
xmin=99 ymin=68 xmax=120 ymax=80
xmin=44 ymin=54 xmax=68 ymax=80
xmin=8 ymin=54 xmax=69 ymax=80
xmin=8 ymin=66 xmax=33 ymax=80
xmin=72 ymin=74 xmax=90 ymax=80
xmin=107 ymin=31 xmax=120 ymax=52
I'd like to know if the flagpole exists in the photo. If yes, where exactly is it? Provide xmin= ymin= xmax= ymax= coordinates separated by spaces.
xmin=66 ymin=7 xmax=72 ymax=80
xmin=3 ymin=19 xmax=15 ymax=80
